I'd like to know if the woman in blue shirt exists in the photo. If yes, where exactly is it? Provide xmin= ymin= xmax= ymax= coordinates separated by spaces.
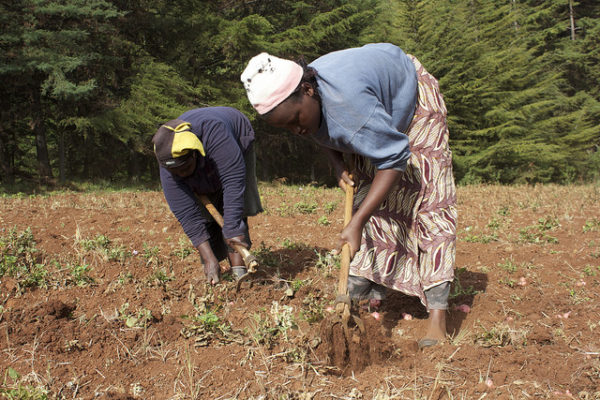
xmin=152 ymin=107 xmax=263 ymax=285
xmin=241 ymin=44 xmax=457 ymax=348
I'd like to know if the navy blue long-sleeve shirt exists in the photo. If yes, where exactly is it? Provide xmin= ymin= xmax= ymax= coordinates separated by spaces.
xmin=159 ymin=107 xmax=255 ymax=247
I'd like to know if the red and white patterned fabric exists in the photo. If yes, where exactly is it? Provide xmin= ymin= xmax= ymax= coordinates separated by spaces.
xmin=349 ymin=55 xmax=457 ymax=308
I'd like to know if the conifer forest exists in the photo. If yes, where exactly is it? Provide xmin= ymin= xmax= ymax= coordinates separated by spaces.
xmin=1 ymin=0 xmax=599 ymax=187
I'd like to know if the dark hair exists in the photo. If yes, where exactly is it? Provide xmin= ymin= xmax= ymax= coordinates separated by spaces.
xmin=260 ymin=57 xmax=320 ymax=119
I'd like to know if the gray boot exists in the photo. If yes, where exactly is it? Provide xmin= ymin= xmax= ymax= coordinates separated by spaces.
xmin=231 ymin=266 xmax=247 ymax=279
xmin=347 ymin=275 xmax=374 ymax=300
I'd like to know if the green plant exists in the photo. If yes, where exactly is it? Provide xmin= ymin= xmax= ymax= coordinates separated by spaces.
xmin=583 ymin=265 xmax=600 ymax=276
xmin=518 ymin=229 xmax=558 ymax=244
xmin=462 ymin=232 xmax=498 ymax=243
xmin=583 ymin=218 xmax=600 ymax=233
xmin=449 ymin=267 xmax=478 ymax=299
xmin=281 ymin=238 xmax=303 ymax=250
xmin=275 ymin=202 xmax=292 ymax=217
xmin=195 ymin=311 xmax=220 ymax=329
xmin=119 ymin=303 xmax=153 ymax=328
xmin=317 ymin=215 xmax=330 ymax=226
xmin=568 ymin=288 xmax=591 ymax=305
xmin=69 ymin=263 xmax=94 ymax=286
xmin=314 ymin=250 xmax=340 ymax=277
xmin=117 ymin=271 xmax=134 ymax=285
xmin=0 ymin=227 xmax=48 ymax=290
xmin=77 ymin=233 xmax=128 ymax=263
xmin=147 ymin=267 xmax=174 ymax=286
xmin=294 ymin=201 xmax=318 ymax=214
xmin=172 ymin=236 xmax=193 ymax=260
xmin=536 ymin=216 xmax=560 ymax=231
xmin=79 ymin=234 xmax=111 ymax=251
xmin=518 ymin=216 xmax=560 ymax=244
xmin=181 ymin=309 xmax=241 ymax=347
xmin=475 ymin=322 xmax=527 ymax=348
xmin=324 ymin=201 xmax=338 ymax=214
xmin=291 ymin=279 xmax=305 ymax=292
xmin=0 ymin=367 xmax=48 ymax=399
xmin=252 ymin=243 xmax=281 ymax=268
xmin=497 ymin=206 xmax=510 ymax=216
xmin=250 ymin=302 xmax=297 ymax=347
xmin=500 ymin=277 xmax=516 ymax=287
xmin=498 ymin=259 xmax=518 ymax=273
xmin=460 ymin=226 xmax=498 ymax=243
xmin=300 ymin=294 xmax=325 ymax=323
xmin=487 ymin=217 xmax=501 ymax=230
xmin=142 ymin=243 xmax=161 ymax=267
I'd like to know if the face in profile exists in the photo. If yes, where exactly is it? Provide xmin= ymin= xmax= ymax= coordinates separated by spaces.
xmin=264 ymin=83 xmax=321 ymax=136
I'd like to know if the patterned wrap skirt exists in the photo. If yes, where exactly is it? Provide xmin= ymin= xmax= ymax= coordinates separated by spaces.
xmin=348 ymin=55 xmax=457 ymax=308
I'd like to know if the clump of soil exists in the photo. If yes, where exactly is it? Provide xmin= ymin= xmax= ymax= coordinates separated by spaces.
xmin=318 ymin=307 xmax=395 ymax=374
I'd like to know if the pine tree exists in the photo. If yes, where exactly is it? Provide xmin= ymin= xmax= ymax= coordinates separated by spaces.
xmin=389 ymin=0 xmax=600 ymax=183
xmin=0 ymin=0 xmax=125 ymax=183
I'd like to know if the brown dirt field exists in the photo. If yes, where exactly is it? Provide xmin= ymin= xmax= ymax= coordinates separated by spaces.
xmin=1 ymin=183 xmax=600 ymax=399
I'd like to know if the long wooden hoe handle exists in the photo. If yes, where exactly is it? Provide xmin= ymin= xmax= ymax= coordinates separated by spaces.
xmin=197 ymin=195 xmax=258 ymax=273
xmin=335 ymin=183 xmax=354 ymax=313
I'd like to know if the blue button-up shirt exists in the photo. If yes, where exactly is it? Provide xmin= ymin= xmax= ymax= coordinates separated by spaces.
xmin=309 ymin=43 xmax=417 ymax=171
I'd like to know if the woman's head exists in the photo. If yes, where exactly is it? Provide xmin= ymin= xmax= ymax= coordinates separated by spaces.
xmin=152 ymin=120 xmax=204 ymax=177
xmin=241 ymin=53 xmax=322 ymax=136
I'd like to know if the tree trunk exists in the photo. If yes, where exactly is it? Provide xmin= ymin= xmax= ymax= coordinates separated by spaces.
xmin=511 ymin=0 xmax=520 ymax=32
xmin=58 ymin=130 xmax=66 ymax=184
xmin=82 ymin=131 xmax=91 ymax=179
xmin=0 ymin=125 xmax=15 ymax=184
xmin=129 ymin=145 xmax=140 ymax=183
xmin=569 ymin=0 xmax=576 ymax=40
xmin=30 ymin=89 xmax=53 ymax=182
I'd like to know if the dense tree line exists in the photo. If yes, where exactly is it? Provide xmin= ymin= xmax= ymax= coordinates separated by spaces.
xmin=1 ymin=0 xmax=598 ymax=187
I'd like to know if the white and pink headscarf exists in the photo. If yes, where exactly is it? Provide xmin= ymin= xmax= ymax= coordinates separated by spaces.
xmin=241 ymin=53 xmax=303 ymax=115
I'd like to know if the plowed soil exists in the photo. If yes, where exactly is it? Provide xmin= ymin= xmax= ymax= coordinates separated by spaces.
xmin=1 ymin=183 xmax=599 ymax=399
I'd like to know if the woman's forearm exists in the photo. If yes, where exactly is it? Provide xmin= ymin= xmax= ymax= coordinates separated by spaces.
xmin=352 ymin=168 xmax=401 ymax=227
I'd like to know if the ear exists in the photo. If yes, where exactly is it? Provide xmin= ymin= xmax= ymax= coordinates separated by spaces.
xmin=301 ymin=82 xmax=315 ymax=97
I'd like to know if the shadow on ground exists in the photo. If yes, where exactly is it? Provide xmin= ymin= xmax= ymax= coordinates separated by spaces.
xmin=380 ymin=268 xmax=488 ymax=339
